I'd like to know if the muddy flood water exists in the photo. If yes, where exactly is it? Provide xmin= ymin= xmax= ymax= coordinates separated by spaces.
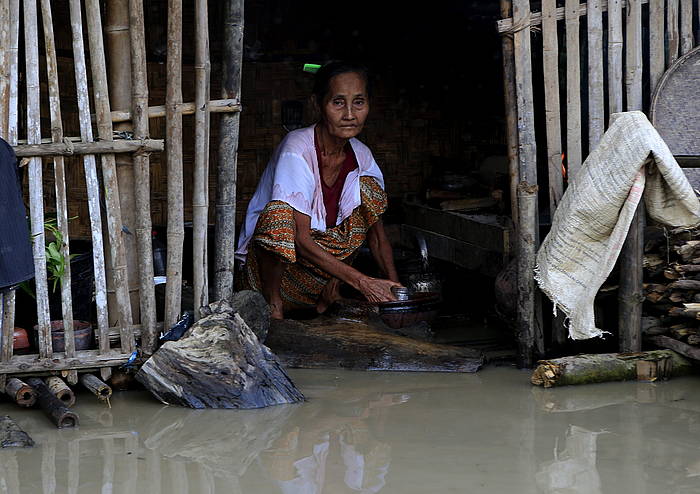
xmin=2 ymin=367 xmax=700 ymax=493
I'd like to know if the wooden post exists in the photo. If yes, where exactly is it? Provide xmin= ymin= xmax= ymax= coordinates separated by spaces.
xmin=512 ymin=0 xmax=543 ymax=366
xmin=165 ymin=0 xmax=185 ymax=330
xmin=5 ymin=377 xmax=37 ymax=407
xmin=68 ymin=0 xmax=112 ymax=381
xmin=618 ymin=0 xmax=644 ymax=353
xmin=565 ymin=0 xmax=582 ymax=176
xmin=24 ymin=0 xmax=52 ymax=360
xmin=668 ymin=0 xmax=680 ymax=66
xmin=649 ymin=0 xmax=666 ymax=95
xmin=40 ymin=0 xmax=78 ymax=386
xmin=680 ymin=0 xmax=694 ymax=54
xmin=193 ymin=0 xmax=212 ymax=318
xmin=85 ymin=0 xmax=135 ymax=354
xmin=27 ymin=377 xmax=79 ymax=428
xmin=214 ymin=0 xmax=244 ymax=301
xmin=128 ymin=0 xmax=157 ymax=355
xmin=587 ymin=0 xmax=604 ymax=150
xmin=500 ymin=0 xmax=520 ymax=229
xmin=105 ymin=0 xmax=142 ymax=327
xmin=46 ymin=376 xmax=76 ymax=408
xmin=607 ymin=0 xmax=623 ymax=115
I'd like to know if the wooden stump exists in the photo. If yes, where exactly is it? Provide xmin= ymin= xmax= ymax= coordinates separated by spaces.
xmin=136 ymin=300 xmax=304 ymax=408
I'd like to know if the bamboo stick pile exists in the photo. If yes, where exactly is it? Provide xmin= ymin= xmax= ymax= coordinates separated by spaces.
xmin=643 ymin=226 xmax=700 ymax=349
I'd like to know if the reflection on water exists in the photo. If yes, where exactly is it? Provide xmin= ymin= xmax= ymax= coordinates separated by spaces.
xmin=2 ymin=368 xmax=700 ymax=493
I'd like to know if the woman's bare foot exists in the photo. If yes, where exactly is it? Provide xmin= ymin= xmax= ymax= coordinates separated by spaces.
xmin=316 ymin=277 xmax=341 ymax=314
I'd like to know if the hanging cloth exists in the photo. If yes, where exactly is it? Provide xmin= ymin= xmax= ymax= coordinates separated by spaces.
xmin=0 ymin=138 xmax=34 ymax=290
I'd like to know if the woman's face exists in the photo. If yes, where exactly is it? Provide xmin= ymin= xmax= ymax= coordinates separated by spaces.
xmin=319 ymin=71 xmax=369 ymax=140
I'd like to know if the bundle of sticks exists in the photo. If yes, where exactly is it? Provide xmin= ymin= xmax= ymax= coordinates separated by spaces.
xmin=643 ymin=226 xmax=700 ymax=347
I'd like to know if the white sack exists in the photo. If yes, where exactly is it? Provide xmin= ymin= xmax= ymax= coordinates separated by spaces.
xmin=535 ymin=111 xmax=700 ymax=340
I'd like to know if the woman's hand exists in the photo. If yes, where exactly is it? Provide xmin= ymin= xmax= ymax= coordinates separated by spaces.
xmin=357 ymin=276 xmax=403 ymax=303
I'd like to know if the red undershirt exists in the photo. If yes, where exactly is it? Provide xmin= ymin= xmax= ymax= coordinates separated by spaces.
xmin=315 ymin=136 xmax=358 ymax=228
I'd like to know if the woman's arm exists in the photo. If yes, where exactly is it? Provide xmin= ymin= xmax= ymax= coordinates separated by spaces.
xmin=366 ymin=219 xmax=400 ymax=283
xmin=293 ymin=210 xmax=400 ymax=302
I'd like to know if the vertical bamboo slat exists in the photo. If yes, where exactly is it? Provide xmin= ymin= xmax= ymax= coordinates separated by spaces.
xmin=565 ymin=0 xmax=582 ymax=177
xmin=587 ymin=0 xmax=604 ymax=150
xmin=68 ymin=0 xmax=111 ymax=380
xmin=649 ymin=0 xmax=666 ymax=95
xmin=626 ymin=0 xmax=643 ymax=111
xmin=668 ymin=0 xmax=680 ymax=65
xmin=85 ymin=0 xmax=135 ymax=354
xmin=165 ymin=0 xmax=185 ymax=330
xmin=40 ymin=0 xmax=78 ymax=386
xmin=214 ymin=0 xmax=245 ymax=301
xmin=608 ymin=0 xmax=624 ymax=115
xmin=193 ymin=0 xmax=211 ymax=318
xmin=128 ymin=0 xmax=157 ymax=354
xmin=0 ymin=294 xmax=10 ymax=392
xmin=25 ymin=0 xmax=52 ymax=360
xmin=0 ymin=0 xmax=9 ymax=136
xmin=680 ymin=0 xmax=694 ymax=54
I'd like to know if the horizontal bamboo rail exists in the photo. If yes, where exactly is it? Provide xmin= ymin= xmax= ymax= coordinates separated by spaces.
xmin=110 ymin=98 xmax=241 ymax=123
xmin=0 ymin=350 xmax=135 ymax=374
xmin=497 ymin=0 xmax=651 ymax=33
xmin=14 ymin=138 xmax=164 ymax=157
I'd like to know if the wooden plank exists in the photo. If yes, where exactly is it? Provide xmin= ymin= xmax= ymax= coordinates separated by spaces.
xmin=608 ymin=0 xmax=624 ymax=114
xmin=165 ymin=0 xmax=185 ymax=330
xmin=497 ymin=0 xmax=651 ymax=32
xmin=85 ymin=0 xmax=135 ymax=354
xmin=41 ymin=0 xmax=77 ymax=386
xmin=214 ymin=0 xmax=245 ymax=301
xmin=649 ymin=335 xmax=700 ymax=360
xmin=193 ymin=0 xmax=212 ymax=318
xmin=128 ymin=0 xmax=157 ymax=355
xmin=402 ymin=199 xmax=510 ymax=253
xmin=14 ymin=139 xmax=164 ymax=157
xmin=68 ymin=0 xmax=111 ymax=381
xmin=25 ymin=0 xmax=52 ymax=360
xmin=500 ymin=0 xmax=520 ymax=229
xmin=626 ymin=0 xmax=643 ymax=111
xmin=110 ymin=98 xmax=241 ymax=123
xmin=541 ymin=0 xmax=563 ymax=214
xmin=587 ymin=0 xmax=604 ymax=149
xmin=565 ymin=0 xmax=582 ymax=177
xmin=649 ymin=0 xmax=666 ymax=94
xmin=668 ymin=0 xmax=680 ymax=65
xmin=0 ymin=350 xmax=134 ymax=374
xmin=680 ymin=0 xmax=694 ymax=54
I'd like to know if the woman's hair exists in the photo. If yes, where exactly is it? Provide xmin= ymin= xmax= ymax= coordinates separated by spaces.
xmin=312 ymin=61 xmax=371 ymax=103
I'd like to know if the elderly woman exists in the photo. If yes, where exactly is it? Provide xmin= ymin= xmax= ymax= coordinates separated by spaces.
xmin=236 ymin=61 xmax=402 ymax=319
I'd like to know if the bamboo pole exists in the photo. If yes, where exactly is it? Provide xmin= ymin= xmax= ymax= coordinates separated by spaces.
xmin=214 ymin=0 xmax=244 ymax=301
xmin=0 ymin=0 xmax=9 ymax=136
xmin=85 ymin=0 xmax=135 ymax=354
xmin=0 ymin=294 xmax=13 ymax=392
xmin=541 ymin=0 xmax=563 ymax=216
xmin=5 ymin=377 xmax=37 ymax=407
xmin=46 ymin=376 xmax=76 ymax=408
xmin=193 ymin=0 xmax=212 ymax=318
xmin=680 ymin=0 xmax=694 ymax=54
xmin=14 ymin=139 xmax=165 ymax=157
xmin=68 ymin=0 xmax=112 ymax=381
xmin=27 ymin=377 xmax=79 ymax=428
xmin=649 ymin=0 xmax=665 ymax=95
xmin=608 ymin=0 xmax=623 ymax=115
xmin=565 ymin=0 xmax=582 ymax=176
xmin=25 ymin=0 xmax=52 ymax=360
xmin=129 ymin=0 xmax=157 ymax=355
xmin=105 ymin=0 xmax=141 ymax=327
xmin=517 ymin=183 xmax=541 ymax=368
xmin=668 ymin=0 xmax=680 ymax=65
xmin=80 ymin=373 xmax=112 ymax=402
xmin=500 ymin=0 xmax=520 ymax=229
xmin=165 ymin=0 xmax=185 ymax=330
xmin=41 ymin=0 xmax=78 ymax=386
xmin=625 ymin=0 xmax=643 ymax=111
xmin=619 ymin=2 xmax=644 ymax=353
xmin=587 ymin=0 xmax=604 ymax=149
xmin=110 ymin=98 xmax=241 ymax=123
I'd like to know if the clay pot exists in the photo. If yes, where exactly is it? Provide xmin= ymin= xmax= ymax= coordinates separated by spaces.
xmin=32 ymin=320 xmax=94 ymax=353
xmin=13 ymin=327 xmax=29 ymax=350
xmin=376 ymin=292 xmax=441 ymax=329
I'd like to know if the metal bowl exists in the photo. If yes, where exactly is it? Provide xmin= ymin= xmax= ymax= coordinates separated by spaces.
xmin=376 ymin=292 xmax=441 ymax=329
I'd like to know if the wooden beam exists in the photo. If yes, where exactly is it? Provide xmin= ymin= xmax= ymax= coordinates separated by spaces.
xmin=14 ymin=139 xmax=164 ymax=157
xmin=110 ymin=98 xmax=241 ymax=123
xmin=497 ymin=0 xmax=651 ymax=33
xmin=649 ymin=335 xmax=700 ymax=361
xmin=0 ymin=350 xmax=135 ymax=374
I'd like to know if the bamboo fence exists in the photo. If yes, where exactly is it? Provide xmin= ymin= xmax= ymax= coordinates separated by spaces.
xmin=0 ymin=0 xmax=242 ymax=383
xmin=499 ymin=0 xmax=699 ymax=361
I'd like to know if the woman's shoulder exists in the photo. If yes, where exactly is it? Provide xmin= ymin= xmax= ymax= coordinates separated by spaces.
xmin=277 ymin=125 xmax=315 ymax=156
